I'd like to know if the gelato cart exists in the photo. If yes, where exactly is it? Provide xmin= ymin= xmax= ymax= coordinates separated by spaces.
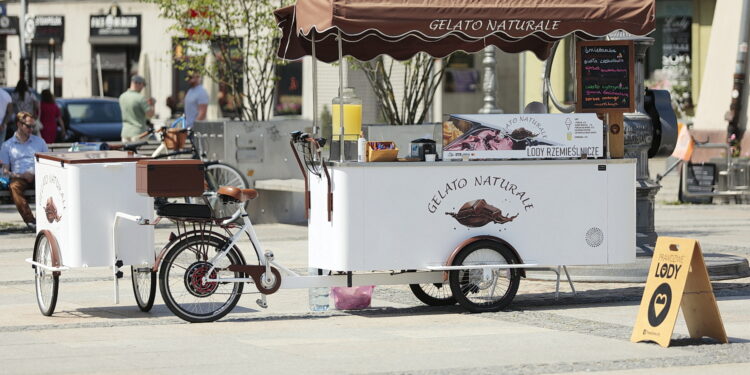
xmin=27 ymin=151 xmax=156 ymax=316
xmin=147 ymin=0 xmax=657 ymax=323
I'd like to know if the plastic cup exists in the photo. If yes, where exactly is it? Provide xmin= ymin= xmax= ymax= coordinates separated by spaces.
xmin=425 ymin=154 xmax=436 ymax=162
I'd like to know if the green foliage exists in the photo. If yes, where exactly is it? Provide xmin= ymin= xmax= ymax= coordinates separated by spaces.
xmin=142 ymin=0 xmax=293 ymax=121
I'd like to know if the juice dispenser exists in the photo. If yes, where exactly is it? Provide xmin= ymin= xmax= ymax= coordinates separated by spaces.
xmin=331 ymin=87 xmax=362 ymax=161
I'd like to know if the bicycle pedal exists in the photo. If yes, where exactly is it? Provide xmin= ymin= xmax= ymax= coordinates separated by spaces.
xmin=256 ymin=298 xmax=268 ymax=309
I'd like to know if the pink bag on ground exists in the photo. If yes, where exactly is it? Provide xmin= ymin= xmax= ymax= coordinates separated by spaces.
xmin=331 ymin=286 xmax=375 ymax=310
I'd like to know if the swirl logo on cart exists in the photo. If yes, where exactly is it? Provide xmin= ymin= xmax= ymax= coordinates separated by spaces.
xmin=39 ymin=175 xmax=66 ymax=223
xmin=445 ymin=199 xmax=518 ymax=228
xmin=427 ymin=175 xmax=534 ymax=229
xmin=503 ymin=116 xmax=548 ymax=141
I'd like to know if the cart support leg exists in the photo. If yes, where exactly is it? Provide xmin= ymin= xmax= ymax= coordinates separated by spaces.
xmin=562 ymin=265 xmax=576 ymax=296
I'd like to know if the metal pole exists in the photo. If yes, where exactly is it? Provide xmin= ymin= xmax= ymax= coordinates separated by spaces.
xmin=478 ymin=46 xmax=501 ymax=114
xmin=338 ymin=30 xmax=344 ymax=162
xmin=96 ymin=53 xmax=104 ymax=97
xmin=312 ymin=33 xmax=318 ymax=138
xmin=726 ymin=0 xmax=750 ymax=151
xmin=19 ymin=0 xmax=28 ymax=82
xmin=49 ymin=39 xmax=55 ymax=95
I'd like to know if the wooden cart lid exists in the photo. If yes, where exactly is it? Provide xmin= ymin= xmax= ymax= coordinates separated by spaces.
xmin=35 ymin=151 xmax=149 ymax=164
xmin=135 ymin=159 xmax=203 ymax=166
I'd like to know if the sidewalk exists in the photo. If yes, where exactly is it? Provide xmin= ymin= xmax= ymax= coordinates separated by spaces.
xmin=1 ymin=198 xmax=749 ymax=374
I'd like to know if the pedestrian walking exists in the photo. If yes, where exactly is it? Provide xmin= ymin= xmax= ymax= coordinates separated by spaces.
xmin=119 ymin=75 xmax=155 ymax=142
xmin=39 ymin=89 xmax=66 ymax=144
xmin=9 ymin=80 xmax=40 ymax=139
xmin=184 ymin=73 xmax=208 ymax=128
xmin=0 ymin=88 xmax=11 ymax=141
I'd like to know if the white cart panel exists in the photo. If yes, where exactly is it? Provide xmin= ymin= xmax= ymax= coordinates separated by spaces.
xmin=309 ymin=159 xmax=635 ymax=271
xmin=36 ymin=152 xmax=154 ymax=268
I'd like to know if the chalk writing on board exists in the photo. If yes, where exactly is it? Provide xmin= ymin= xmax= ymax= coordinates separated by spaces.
xmin=578 ymin=42 xmax=633 ymax=112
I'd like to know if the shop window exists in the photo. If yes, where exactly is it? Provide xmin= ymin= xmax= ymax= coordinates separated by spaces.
xmin=646 ymin=0 xmax=693 ymax=117
xmin=171 ymin=37 xmax=243 ymax=119
xmin=274 ymin=61 xmax=302 ymax=116
xmin=33 ymin=44 xmax=63 ymax=96
xmin=444 ymin=52 xmax=479 ymax=93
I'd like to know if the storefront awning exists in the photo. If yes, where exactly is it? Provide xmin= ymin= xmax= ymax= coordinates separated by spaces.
xmin=275 ymin=0 xmax=655 ymax=62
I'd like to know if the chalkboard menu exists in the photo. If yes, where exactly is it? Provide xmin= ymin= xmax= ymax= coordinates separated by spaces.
xmin=576 ymin=40 xmax=635 ymax=113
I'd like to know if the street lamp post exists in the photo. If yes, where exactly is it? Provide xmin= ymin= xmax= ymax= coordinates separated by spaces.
xmin=478 ymin=46 xmax=503 ymax=114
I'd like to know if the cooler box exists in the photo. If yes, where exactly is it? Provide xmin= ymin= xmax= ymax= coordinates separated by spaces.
xmin=35 ymin=151 xmax=154 ymax=268
xmin=136 ymin=159 xmax=204 ymax=197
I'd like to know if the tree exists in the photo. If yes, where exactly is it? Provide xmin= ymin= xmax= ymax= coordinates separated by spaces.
xmin=143 ymin=0 xmax=292 ymax=121
xmin=353 ymin=53 xmax=446 ymax=125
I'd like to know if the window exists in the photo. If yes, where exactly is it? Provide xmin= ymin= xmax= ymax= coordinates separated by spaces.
xmin=274 ymin=61 xmax=302 ymax=116
xmin=172 ymin=38 xmax=243 ymax=119
xmin=646 ymin=0 xmax=693 ymax=116
xmin=444 ymin=52 xmax=479 ymax=93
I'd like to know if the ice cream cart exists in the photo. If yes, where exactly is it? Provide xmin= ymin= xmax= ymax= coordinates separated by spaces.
xmin=143 ymin=0 xmax=658 ymax=323
xmin=27 ymin=151 xmax=156 ymax=316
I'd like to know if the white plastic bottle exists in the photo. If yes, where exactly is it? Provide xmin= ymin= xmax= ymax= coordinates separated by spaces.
xmin=308 ymin=268 xmax=330 ymax=311
xmin=357 ymin=132 xmax=367 ymax=162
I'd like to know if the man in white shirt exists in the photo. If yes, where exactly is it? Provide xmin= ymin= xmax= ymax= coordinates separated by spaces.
xmin=0 ymin=89 xmax=12 ymax=141
xmin=184 ymin=73 xmax=209 ymax=128
xmin=0 ymin=112 xmax=49 ymax=230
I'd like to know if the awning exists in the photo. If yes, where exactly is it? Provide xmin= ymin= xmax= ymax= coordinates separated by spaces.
xmin=275 ymin=0 xmax=655 ymax=62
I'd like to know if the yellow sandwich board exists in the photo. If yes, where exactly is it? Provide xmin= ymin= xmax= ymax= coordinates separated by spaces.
xmin=630 ymin=237 xmax=729 ymax=347
xmin=631 ymin=237 xmax=728 ymax=347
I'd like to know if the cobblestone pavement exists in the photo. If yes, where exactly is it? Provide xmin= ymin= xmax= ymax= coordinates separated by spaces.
xmin=1 ymin=202 xmax=749 ymax=374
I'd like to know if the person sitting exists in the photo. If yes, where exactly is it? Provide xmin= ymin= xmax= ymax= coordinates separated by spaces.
xmin=0 ymin=112 xmax=49 ymax=231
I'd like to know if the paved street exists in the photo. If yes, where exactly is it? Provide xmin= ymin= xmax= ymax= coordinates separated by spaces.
xmin=0 ymin=197 xmax=749 ymax=374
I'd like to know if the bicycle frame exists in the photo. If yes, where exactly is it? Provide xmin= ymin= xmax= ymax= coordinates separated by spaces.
xmin=202 ymin=203 xmax=266 ymax=284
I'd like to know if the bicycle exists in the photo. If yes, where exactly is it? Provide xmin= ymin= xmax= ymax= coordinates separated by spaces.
xmin=120 ymin=117 xmax=249 ymax=217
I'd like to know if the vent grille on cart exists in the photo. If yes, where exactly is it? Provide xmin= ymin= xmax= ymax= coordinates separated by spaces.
xmin=585 ymin=227 xmax=604 ymax=247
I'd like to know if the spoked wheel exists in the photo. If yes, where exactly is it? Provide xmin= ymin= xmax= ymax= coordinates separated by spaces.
xmin=449 ymin=240 xmax=521 ymax=313
xmin=33 ymin=231 xmax=60 ymax=316
xmin=159 ymin=234 xmax=246 ymax=323
xmin=204 ymin=163 xmax=249 ymax=218
xmin=131 ymin=266 xmax=156 ymax=312
xmin=409 ymin=283 xmax=456 ymax=306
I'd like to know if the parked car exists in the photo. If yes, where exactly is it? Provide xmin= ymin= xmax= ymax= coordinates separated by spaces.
xmin=1 ymin=87 xmax=41 ymax=100
xmin=56 ymin=98 xmax=123 ymax=142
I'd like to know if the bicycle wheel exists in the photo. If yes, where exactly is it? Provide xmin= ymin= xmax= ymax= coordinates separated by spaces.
xmin=131 ymin=266 xmax=156 ymax=312
xmin=409 ymin=283 xmax=456 ymax=306
xmin=449 ymin=240 xmax=520 ymax=313
xmin=159 ymin=234 xmax=245 ymax=323
xmin=204 ymin=163 xmax=249 ymax=218
xmin=33 ymin=231 xmax=59 ymax=316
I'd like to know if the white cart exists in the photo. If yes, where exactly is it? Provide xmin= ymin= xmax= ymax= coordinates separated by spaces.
xmin=27 ymin=151 xmax=156 ymax=316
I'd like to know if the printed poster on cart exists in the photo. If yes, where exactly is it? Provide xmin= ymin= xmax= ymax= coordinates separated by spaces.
xmin=442 ymin=113 xmax=604 ymax=160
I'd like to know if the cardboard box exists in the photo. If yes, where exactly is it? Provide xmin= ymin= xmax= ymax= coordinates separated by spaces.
xmin=136 ymin=159 xmax=204 ymax=197
xmin=367 ymin=141 xmax=398 ymax=162
xmin=443 ymin=113 xmax=604 ymax=160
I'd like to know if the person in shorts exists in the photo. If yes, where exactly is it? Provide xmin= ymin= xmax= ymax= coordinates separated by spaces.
xmin=119 ymin=75 xmax=155 ymax=142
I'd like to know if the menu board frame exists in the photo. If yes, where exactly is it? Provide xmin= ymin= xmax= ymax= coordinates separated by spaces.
xmin=576 ymin=40 xmax=635 ymax=113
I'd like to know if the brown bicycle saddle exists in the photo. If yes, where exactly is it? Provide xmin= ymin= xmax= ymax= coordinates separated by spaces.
xmin=217 ymin=186 xmax=258 ymax=202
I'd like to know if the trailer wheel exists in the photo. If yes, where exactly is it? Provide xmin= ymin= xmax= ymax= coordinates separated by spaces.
xmin=409 ymin=284 xmax=456 ymax=306
xmin=449 ymin=240 xmax=520 ymax=313
xmin=131 ymin=266 xmax=156 ymax=312
xmin=33 ymin=231 xmax=60 ymax=316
